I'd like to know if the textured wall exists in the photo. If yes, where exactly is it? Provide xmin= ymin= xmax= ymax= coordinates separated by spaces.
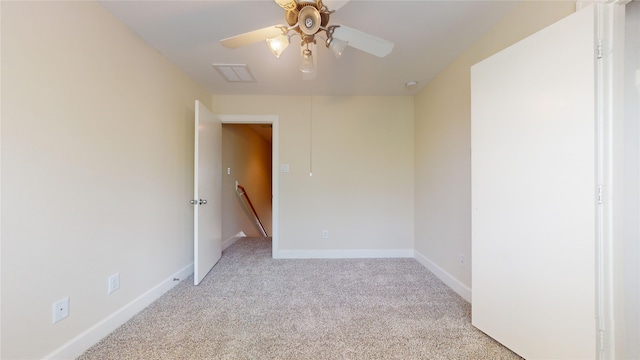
xmin=212 ymin=95 xmax=415 ymax=253
xmin=1 ymin=2 xmax=211 ymax=358
xmin=413 ymin=1 xmax=576 ymax=291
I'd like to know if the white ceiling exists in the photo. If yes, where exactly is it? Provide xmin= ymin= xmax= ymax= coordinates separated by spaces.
xmin=98 ymin=0 xmax=519 ymax=96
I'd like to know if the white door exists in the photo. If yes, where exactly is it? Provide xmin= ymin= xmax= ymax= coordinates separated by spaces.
xmin=193 ymin=100 xmax=222 ymax=285
xmin=471 ymin=6 xmax=597 ymax=359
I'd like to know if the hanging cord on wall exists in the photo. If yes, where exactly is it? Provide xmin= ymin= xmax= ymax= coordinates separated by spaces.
xmin=309 ymin=93 xmax=313 ymax=177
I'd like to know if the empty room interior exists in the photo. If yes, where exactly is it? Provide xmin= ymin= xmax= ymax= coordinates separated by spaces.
xmin=2 ymin=0 xmax=639 ymax=359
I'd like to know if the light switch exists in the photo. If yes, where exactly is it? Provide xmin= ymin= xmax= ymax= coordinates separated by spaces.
xmin=227 ymin=167 xmax=231 ymax=175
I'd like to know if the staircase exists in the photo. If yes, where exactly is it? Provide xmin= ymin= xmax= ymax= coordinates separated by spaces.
xmin=235 ymin=183 xmax=268 ymax=237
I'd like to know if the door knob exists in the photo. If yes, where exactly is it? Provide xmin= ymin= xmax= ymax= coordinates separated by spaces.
xmin=199 ymin=199 xmax=207 ymax=205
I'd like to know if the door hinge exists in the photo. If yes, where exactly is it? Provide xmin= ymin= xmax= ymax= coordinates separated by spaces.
xmin=599 ymin=329 xmax=605 ymax=351
xmin=597 ymin=184 xmax=604 ymax=204
xmin=597 ymin=39 xmax=603 ymax=59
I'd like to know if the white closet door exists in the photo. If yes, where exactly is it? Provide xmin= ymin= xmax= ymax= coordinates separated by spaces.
xmin=471 ymin=5 xmax=596 ymax=359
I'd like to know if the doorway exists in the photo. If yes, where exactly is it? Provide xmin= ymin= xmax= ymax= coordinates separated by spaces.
xmin=218 ymin=115 xmax=280 ymax=257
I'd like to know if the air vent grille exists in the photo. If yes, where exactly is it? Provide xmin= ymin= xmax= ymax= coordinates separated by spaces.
xmin=212 ymin=64 xmax=256 ymax=82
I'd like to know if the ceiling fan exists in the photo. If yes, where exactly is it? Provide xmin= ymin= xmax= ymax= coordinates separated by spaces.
xmin=220 ymin=0 xmax=394 ymax=79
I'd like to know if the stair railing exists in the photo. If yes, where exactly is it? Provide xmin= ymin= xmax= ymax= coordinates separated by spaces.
xmin=235 ymin=182 xmax=268 ymax=237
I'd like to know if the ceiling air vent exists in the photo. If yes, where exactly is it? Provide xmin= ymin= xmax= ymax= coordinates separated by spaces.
xmin=212 ymin=64 xmax=256 ymax=83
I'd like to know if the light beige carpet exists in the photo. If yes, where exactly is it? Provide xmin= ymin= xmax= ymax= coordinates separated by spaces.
xmin=78 ymin=237 xmax=521 ymax=359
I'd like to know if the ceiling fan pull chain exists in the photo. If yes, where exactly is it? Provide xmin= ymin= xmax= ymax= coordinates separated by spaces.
xmin=309 ymin=93 xmax=314 ymax=177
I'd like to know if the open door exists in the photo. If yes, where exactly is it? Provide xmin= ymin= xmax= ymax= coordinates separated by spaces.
xmin=471 ymin=5 xmax=597 ymax=359
xmin=193 ymin=100 xmax=222 ymax=285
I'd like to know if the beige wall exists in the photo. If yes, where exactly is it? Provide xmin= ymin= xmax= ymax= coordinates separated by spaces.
xmin=212 ymin=96 xmax=414 ymax=253
xmin=1 ymin=2 xmax=211 ymax=358
xmin=413 ymin=1 xmax=576 ymax=289
xmin=222 ymin=125 xmax=273 ymax=239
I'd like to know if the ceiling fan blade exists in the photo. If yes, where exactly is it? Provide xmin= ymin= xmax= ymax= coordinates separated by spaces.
xmin=332 ymin=25 xmax=394 ymax=57
xmin=323 ymin=0 xmax=350 ymax=11
xmin=220 ymin=25 xmax=285 ymax=49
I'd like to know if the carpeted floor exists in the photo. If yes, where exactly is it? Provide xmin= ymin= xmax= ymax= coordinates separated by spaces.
xmin=78 ymin=237 xmax=522 ymax=359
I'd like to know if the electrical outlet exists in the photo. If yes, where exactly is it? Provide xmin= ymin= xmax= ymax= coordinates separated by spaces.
xmin=108 ymin=273 xmax=120 ymax=294
xmin=459 ymin=254 xmax=466 ymax=268
xmin=52 ymin=297 xmax=69 ymax=324
xmin=322 ymin=229 xmax=329 ymax=239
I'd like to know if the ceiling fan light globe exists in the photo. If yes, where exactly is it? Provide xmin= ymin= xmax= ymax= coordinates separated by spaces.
xmin=327 ymin=37 xmax=348 ymax=58
xmin=300 ymin=49 xmax=315 ymax=73
xmin=266 ymin=34 xmax=289 ymax=58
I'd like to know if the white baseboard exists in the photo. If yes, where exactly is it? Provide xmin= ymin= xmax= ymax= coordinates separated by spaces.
xmin=45 ymin=263 xmax=194 ymax=360
xmin=414 ymin=250 xmax=472 ymax=303
xmin=275 ymin=249 xmax=414 ymax=259
xmin=222 ymin=231 xmax=246 ymax=250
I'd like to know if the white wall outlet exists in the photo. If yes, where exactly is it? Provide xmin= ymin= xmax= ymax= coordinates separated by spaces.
xmin=322 ymin=229 xmax=329 ymax=239
xmin=458 ymin=254 xmax=466 ymax=268
xmin=108 ymin=273 xmax=120 ymax=294
xmin=52 ymin=297 xmax=69 ymax=324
